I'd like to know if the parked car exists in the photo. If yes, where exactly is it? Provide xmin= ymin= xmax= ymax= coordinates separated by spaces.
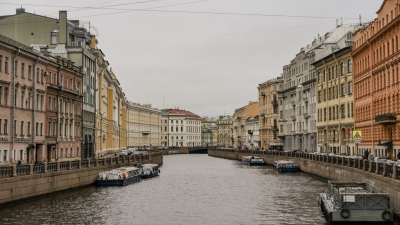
xmin=120 ymin=150 xmax=128 ymax=156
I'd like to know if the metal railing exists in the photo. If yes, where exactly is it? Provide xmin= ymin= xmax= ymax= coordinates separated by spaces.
xmin=0 ymin=151 xmax=163 ymax=179
xmin=33 ymin=164 xmax=44 ymax=174
xmin=365 ymin=161 xmax=369 ymax=171
xmin=375 ymin=113 xmax=396 ymax=122
xmin=0 ymin=167 xmax=13 ymax=178
xmin=71 ymin=161 xmax=79 ymax=169
xmin=81 ymin=160 xmax=88 ymax=168
xmin=60 ymin=162 xmax=69 ymax=171
xmin=377 ymin=163 xmax=384 ymax=175
xmin=386 ymin=164 xmax=393 ymax=177
xmin=16 ymin=165 xmax=30 ymax=176
xmin=344 ymin=158 xmax=348 ymax=165
xmin=371 ymin=162 xmax=376 ymax=173
xmin=350 ymin=158 xmax=354 ymax=167
xmin=47 ymin=163 xmax=57 ymax=172
xmin=338 ymin=157 xmax=342 ymax=164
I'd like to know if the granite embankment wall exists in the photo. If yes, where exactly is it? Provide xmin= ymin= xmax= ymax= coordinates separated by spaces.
xmin=0 ymin=152 xmax=163 ymax=205
xmin=209 ymin=149 xmax=400 ymax=216
xmin=161 ymin=147 xmax=189 ymax=155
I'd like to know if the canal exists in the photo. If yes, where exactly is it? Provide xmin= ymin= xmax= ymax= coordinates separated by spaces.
xmin=0 ymin=154 xmax=383 ymax=224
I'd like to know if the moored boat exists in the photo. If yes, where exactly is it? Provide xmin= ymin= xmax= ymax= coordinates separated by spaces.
xmin=273 ymin=160 xmax=299 ymax=172
xmin=242 ymin=156 xmax=266 ymax=165
xmin=318 ymin=181 xmax=393 ymax=223
xmin=96 ymin=167 xmax=141 ymax=187
xmin=139 ymin=164 xmax=160 ymax=179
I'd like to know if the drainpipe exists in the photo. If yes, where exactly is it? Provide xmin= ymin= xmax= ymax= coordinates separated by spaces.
xmin=57 ymin=65 xmax=63 ymax=160
xmin=12 ymin=49 xmax=20 ymax=164
xmin=74 ymin=70 xmax=81 ymax=158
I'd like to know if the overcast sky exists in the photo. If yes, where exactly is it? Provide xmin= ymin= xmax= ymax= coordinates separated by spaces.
xmin=0 ymin=0 xmax=382 ymax=118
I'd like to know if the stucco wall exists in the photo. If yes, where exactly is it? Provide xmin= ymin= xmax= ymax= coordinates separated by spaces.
xmin=208 ymin=150 xmax=400 ymax=216
xmin=0 ymin=155 xmax=163 ymax=205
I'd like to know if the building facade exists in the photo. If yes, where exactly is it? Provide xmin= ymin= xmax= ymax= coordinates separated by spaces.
xmin=279 ymin=24 xmax=363 ymax=152
xmin=45 ymin=54 xmax=83 ymax=162
xmin=161 ymin=111 xmax=169 ymax=147
xmin=258 ymin=77 xmax=283 ymax=149
xmin=352 ymin=0 xmax=400 ymax=159
xmin=217 ymin=116 xmax=233 ymax=147
xmin=165 ymin=109 xmax=201 ymax=147
xmin=233 ymin=107 xmax=245 ymax=148
xmin=0 ymin=35 xmax=48 ymax=165
xmin=245 ymin=116 xmax=259 ymax=149
xmin=0 ymin=10 xmax=98 ymax=158
xmin=201 ymin=127 xmax=213 ymax=146
xmin=127 ymin=103 xmax=161 ymax=148
xmin=314 ymin=46 xmax=355 ymax=154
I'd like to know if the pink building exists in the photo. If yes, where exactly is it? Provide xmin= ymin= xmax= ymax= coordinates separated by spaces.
xmin=0 ymin=35 xmax=47 ymax=165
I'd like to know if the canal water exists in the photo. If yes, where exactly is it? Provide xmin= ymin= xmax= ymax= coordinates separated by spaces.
xmin=0 ymin=154 xmax=389 ymax=225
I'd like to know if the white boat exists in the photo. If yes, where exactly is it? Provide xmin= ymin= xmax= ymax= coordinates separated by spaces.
xmin=96 ymin=167 xmax=141 ymax=186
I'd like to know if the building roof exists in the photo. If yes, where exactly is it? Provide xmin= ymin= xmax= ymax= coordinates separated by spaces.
xmin=165 ymin=109 xmax=201 ymax=118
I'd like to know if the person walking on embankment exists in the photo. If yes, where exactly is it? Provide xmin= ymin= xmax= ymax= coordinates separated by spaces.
xmin=364 ymin=150 xmax=369 ymax=160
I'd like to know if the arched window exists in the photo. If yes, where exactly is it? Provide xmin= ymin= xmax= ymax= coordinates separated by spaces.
xmin=341 ymin=62 xmax=345 ymax=76
xmin=348 ymin=59 xmax=352 ymax=73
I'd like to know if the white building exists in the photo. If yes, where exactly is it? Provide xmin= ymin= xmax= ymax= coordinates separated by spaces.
xmin=246 ymin=116 xmax=259 ymax=150
xmin=166 ymin=109 xmax=201 ymax=147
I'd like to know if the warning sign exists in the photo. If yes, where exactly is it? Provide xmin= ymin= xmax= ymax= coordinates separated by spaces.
xmin=353 ymin=131 xmax=362 ymax=140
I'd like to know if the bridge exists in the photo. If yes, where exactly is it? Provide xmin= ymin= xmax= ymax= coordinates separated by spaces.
xmin=188 ymin=146 xmax=216 ymax=154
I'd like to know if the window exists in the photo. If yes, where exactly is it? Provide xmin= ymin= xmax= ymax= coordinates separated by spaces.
xmin=28 ymin=65 xmax=31 ymax=80
xmin=41 ymin=70 xmax=44 ymax=83
xmin=0 ymin=119 xmax=1 ymax=134
xmin=28 ymin=122 xmax=30 ymax=135
xmin=36 ymin=122 xmax=38 ymax=136
xmin=348 ymin=59 xmax=352 ymax=73
xmin=3 ymin=150 xmax=7 ymax=161
xmin=48 ymin=122 xmax=51 ymax=136
xmin=273 ymin=85 xmax=276 ymax=90
xmin=181 ymin=127 xmax=183 ymax=132
xmin=51 ymin=32 xmax=57 ymax=44
xmin=21 ymin=63 xmax=24 ymax=78
xmin=341 ymin=62 xmax=345 ymax=76
xmin=323 ymin=70 xmax=326 ymax=82
xmin=0 ymin=55 xmax=2 ymax=71
xmin=20 ymin=150 xmax=23 ymax=160
xmin=5 ymin=57 xmax=8 ymax=73
xmin=324 ymin=108 xmax=326 ymax=121
xmin=348 ymin=81 xmax=353 ymax=94
xmin=41 ymin=95 xmax=43 ymax=110
xmin=36 ymin=69 xmax=39 ymax=83
xmin=341 ymin=105 xmax=345 ymax=118
xmin=341 ymin=84 xmax=345 ymax=96
xmin=171 ymin=127 xmax=173 ymax=132
xmin=0 ymin=86 xmax=2 ymax=104
xmin=14 ymin=120 xmax=16 ymax=135
xmin=21 ymin=90 xmax=24 ymax=108
xmin=318 ymin=73 xmax=321 ymax=84
xmin=332 ymin=87 xmax=335 ymax=98
xmin=324 ymin=89 xmax=326 ymax=101
xmin=20 ymin=121 xmax=24 ymax=135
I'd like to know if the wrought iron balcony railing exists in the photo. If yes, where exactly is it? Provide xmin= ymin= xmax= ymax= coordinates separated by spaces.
xmin=375 ymin=113 xmax=396 ymax=123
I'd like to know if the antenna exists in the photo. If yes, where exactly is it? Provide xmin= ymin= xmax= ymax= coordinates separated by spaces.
xmin=359 ymin=14 xmax=362 ymax=25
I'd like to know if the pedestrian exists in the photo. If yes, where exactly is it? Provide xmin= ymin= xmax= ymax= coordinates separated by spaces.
xmin=364 ymin=149 xmax=369 ymax=160
xmin=397 ymin=151 xmax=400 ymax=160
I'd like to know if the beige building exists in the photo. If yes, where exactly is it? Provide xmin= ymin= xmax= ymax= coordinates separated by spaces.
xmin=258 ymin=78 xmax=283 ymax=150
xmin=217 ymin=116 xmax=233 ymax=147
xmin=127 ymin=103 xmax=161 ymax=148
xmin=233 ymin=107 xmax=245 ymax=148
xmin=161 ymin=111 xmax=169 ymax=147
xmin=313 ymin=46 xmax=354 ymax=154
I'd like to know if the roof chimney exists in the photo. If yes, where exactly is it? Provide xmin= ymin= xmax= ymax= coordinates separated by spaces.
xmin=58 ymin=11 xmax=67 ymax=44
xmin=16 ymin=7 xmax=25 ymax=15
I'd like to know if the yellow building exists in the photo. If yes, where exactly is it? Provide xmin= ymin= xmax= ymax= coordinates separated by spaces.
xmin=258 ymin=78 xmax=283 ymax=149
xmin=127 ymin=103 xmax=161 ymax=148
xmin=217 ymin=116 xmax=233 ymax=147
xmin=313 ymin=46 xmax=354 ymax=154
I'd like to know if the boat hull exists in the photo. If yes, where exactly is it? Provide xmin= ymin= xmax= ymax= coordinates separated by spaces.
xmin=96 ymin=175 xmax=141 ymax=187
xmin=275 ymin=166 xmax=299 ymax=172
xmin=141 ymin=171 xmax=159 ymax=179
xmin=243 ymin=161 xmax=266 ymax=166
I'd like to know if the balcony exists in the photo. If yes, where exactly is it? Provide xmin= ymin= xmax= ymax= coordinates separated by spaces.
xmin=261 ymin=113 xmax=265 ymax=118
xmin=248 ymin=130 xmax=253 ymax=135
xmin=375 ymin=113 xmax=397 ymax=124
xmin=261 ymin=92 xmax=265 ymax=96
xmin=291 ymin=101 xmax=296 ymax=105
xmin=271 ymin=100 xmax=278 ymax=106
xmin=279 ymin=118 xmax=286 ymax=122
xmin=303 ymin=113 xmax=311 ymax=119
xmin=271 ymin=125 xmax=278 ymax=130
xmin=142 ymin=131 xmax=150 ymax=135
xmin=303 ymin=97 xmax=309 ymax=102
xmin=303 ymin=129 xmax=308 ymax=134
xmin=291 ymin=116 xmax=296 ymax=121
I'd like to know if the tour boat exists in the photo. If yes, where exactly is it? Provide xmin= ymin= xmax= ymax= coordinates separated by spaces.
xmin=96 ymin=167 xmax=141 ymax=187
xmin=242 ymin=156 xmax=266 ymax=165
xmin=273 ymin=160 xmax=299 ymax=172
xmin=318 ymin=181 xmax=393 ymax=223
xmin=139 ymin=164 xmax=160 ymax=179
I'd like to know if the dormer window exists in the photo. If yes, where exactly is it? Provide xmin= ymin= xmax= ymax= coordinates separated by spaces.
xmin=51 ymin=32 xmax=57 ymax=45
